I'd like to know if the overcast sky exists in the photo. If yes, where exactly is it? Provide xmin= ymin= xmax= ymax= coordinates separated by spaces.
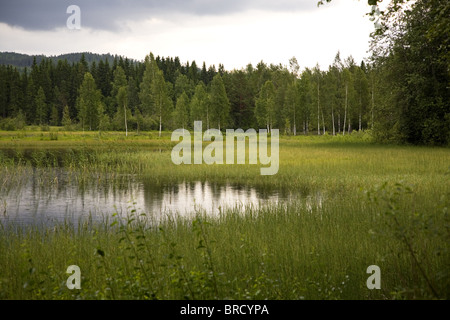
xmin=0 ymin=0 xmax=377 ymax=71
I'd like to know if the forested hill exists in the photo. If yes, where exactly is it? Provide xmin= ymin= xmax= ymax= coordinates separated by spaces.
xmin=0 ymin=52 xmax=125 ymax=70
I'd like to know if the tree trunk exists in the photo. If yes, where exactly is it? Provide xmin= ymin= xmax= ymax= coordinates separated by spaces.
xmin=359 ymin=113 xmax=362 ymax=132
xmin=306 ymin=116 xmax=309 ymax=134
xmin=359 ymin=95 xmax=362 ymax=131
xmin=343 ymin=83 xmax=348 ymax=136
xmin=348 ymin=117 xmax=351 ymax=134
xmin=124 ymin=103 xmax=128 ymax=137
xmin=159 ymin=115 xmax=162 ymax=137
xmin=317 ymin=82 xmax=320 ymax=135
xmin=332 ymin=107 xmax=336 ymax=136
xmin=159 ymin=99 xmax=162 ymax=137
xmin=305 ymin=117 xmax=309 ymax=135
xmin=371 ymin=80 xmax=375 ymax=130
xmin=321 ymin=110 xmax=326 ymax=135
xmin=293 ymin=108 xmax=296 ymax=136
xmin=338 ymin=113 xmax=341 ymax=133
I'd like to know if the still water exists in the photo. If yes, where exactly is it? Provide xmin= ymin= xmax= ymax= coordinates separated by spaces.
xmin=0 ymin=167 xmax=300 ymax=226
xmin=0 ymin=148 xmax=324 ymax=226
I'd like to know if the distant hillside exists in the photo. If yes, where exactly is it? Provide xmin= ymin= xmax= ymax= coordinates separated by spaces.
xmin=0 ymin=52 xmax=136 ymax=70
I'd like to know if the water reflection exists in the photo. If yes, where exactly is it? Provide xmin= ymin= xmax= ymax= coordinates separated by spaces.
xmin=141 ymin=181 xmax=288 ymax=218
xmin=0 ymin=168 xmax=297 ymax=226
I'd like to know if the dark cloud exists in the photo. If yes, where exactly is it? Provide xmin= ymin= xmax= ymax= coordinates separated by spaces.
xmin=0 ymin=0 xmax=317 ymax=31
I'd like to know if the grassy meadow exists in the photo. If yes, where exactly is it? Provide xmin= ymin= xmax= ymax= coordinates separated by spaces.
xmin=0 ymin=128 xmax=448 ymax=300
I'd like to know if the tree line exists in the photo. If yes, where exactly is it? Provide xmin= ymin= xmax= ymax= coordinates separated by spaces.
xmin=0 ymin=51 xmax=375 ymax=136
xmin=0 ymin=0 xmax=448 ymax=145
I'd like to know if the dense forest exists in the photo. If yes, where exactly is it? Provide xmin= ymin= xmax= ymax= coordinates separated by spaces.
xmin=0 ymin=0 xmax=448 ymax=145
xmin=0 ymin=52 xmax=120 ymax=70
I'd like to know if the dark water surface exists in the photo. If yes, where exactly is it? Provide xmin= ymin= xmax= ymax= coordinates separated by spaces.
xmin=0 ymin=148 xmax=320 ymax=226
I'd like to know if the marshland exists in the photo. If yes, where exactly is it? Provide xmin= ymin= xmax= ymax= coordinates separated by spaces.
xmin=0 ymin=130 xmax=448 ymax=299
xmin=0 ymin=0 xmax=448 ymax=301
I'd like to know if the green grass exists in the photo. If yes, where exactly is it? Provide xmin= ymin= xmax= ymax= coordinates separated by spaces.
xmin=0 ymin=130 xmax=448 ymax=300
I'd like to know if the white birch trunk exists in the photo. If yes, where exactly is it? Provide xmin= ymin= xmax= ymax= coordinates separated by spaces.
xmin=159 ymin=95 xmax=162 ymax=137
xmin=343 ymin=83 xmax=348 ymax=136
xmin=317 ymin=83 xmax=320 ymax=135
xmin=293 ymin=108 xmax=296 ymax=136
xmin=159 ymin=116 xmax=162 ymax=137
xmin=332 ymin=107 xmax=336 ymax=136
xmin=124 ymin=103 xmax=128 ymax=137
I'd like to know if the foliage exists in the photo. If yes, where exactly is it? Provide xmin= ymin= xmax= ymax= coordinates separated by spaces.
xmin=369 ymin=0 xmax=450 ymax=145
xmin=1 ymin=0 xmax=448 ymax=146
xmin=367 ymin=182 xmax=449 ymax=299
xmin=209 ymin=74 xmax=230 ymax=130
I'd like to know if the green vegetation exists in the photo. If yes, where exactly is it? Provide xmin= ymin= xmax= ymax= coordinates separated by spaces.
xmin=2 ymin=0 xmax=448 ymax=146
xmin=0 ymin=52 xmax=123 ymax=71
xmin=0 ymin=0 xmax=448 ymax=301
xmin=0 ymin=131 xmax=448 ymax=300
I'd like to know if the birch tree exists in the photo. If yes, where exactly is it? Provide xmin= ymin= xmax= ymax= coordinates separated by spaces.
xmin=255 ymin=80 xmax=276 ymax=132
xmin=312 ymin=65 xmax=322 ymax=135
xmin=209 ymin=74 xmax=230 ymax=131
xmin=189 ymin=81 xmax=209 ymax=130
xmin=174 ymin=91 xmax=189 ymax=132
xmin=117 ymin=86 xmax=129 ymax=136
xmin=298 ymin=69 xmax=312 ymax=135
xmin=342 ymin=69 xmax=350 ymax=135
xmin=284 ymin=81 xmax=300 ymax=135
xmin=151 ymin=69 xmax=172 ymax=137
xmin=77 ymin=72 xmax=102 ymax=131
xmin=354 ymin=66 xmax=369 ymax=131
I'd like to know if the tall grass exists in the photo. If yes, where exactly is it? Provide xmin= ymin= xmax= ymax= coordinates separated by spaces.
xmin=0 ymin=189 xmax=448 ymax=300
xmin=0 ymin=131 xmax=448 ymax=299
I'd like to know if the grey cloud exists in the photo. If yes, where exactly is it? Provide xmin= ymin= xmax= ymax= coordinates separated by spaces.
xmin=0 ymin=0 xmax=317 ymax=31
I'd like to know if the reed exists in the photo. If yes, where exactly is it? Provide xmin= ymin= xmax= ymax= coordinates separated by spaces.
xmin=0 ymin=130 xmax=448 ymax=299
